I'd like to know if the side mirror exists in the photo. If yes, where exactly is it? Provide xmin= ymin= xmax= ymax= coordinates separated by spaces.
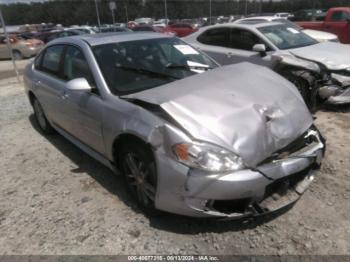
xmin=253 ymin=44 xmax=267 ymax=57
xmin=66 ymin=78 xmax=91 ymax=92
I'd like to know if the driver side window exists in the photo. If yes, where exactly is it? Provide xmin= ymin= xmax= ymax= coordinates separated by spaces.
xmin=62 ymin=46 xmax=96 ymax=88
xmin=230 ymin=29 xmax=263 ymax=51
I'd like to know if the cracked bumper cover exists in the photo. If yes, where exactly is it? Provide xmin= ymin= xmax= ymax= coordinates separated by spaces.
xmin=321 ymin=73 xmax=350 ymax=105
xmin=325 ymin=87 xmax=350 ymax=105
xmin=154 ymin=129 xmax=325 ymax=218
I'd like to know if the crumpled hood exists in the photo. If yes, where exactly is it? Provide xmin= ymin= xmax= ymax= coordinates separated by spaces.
xmin=124 ymin=63 xmax=313 ymax=167
xmin=290 ymin=42 xmax=350 ymax=71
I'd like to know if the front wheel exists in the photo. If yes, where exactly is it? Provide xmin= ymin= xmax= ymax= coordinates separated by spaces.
xmin=118 ymin=141 xmax=158 ymax=214
xmin=280 ymin=71 xmax=317 ymax=113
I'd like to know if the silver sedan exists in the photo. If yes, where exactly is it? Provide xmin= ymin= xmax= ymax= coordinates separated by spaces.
xmin=24 ymin=33 xmax=325 ymax=218
xmin=183 ymin=22 xmax=350 ymax=109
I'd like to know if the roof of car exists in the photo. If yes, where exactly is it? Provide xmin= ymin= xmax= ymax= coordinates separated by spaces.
xmin=200 ymin=21 xmax=283 ymax=31
xmin=237 ymin=16 xmax=281 ymax=22
xmin=49 ymin=32 xmax=172 ymax=46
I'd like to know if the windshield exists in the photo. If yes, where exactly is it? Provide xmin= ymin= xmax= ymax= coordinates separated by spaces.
xmin=258 ymin=24 xmax=318 ymax=50
xmin=93 ymin=37 xmax=217 ymax=95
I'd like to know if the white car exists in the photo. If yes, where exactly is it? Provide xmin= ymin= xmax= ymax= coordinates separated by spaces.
xmin=235 ymin=16 xmax=339 ymax=43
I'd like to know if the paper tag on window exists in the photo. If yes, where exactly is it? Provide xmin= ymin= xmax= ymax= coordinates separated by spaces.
xmin=287 ymin=27 xmax=300 ymax=34
xmin=174 ymin=45 xmax=199 ymax=55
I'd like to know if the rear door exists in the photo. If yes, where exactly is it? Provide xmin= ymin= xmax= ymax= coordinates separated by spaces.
xmin=32 ymin=44 xmax=68 ymax=129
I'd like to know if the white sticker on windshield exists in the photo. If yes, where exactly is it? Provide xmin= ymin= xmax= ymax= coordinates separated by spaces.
xmin=174 ymin=45 xmax=199 ymax=55
xmin=287 ymin=27 xmax=300 ymax=34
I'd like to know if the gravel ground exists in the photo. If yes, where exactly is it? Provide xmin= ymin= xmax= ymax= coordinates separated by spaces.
xmin=0 ymin=76 xmax=349 ymax=255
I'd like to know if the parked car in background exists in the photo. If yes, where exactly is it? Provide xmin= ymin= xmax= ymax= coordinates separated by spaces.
xmin=135 ymin=17 xmax=154 ymax=25
xmin=297 ymin=7 xmax=350 ymax=44
xmin=99 ymin=26 xmax=132 ymax=33
xmin=292 ymin=9 xmax=327 ymax=22
xmin=153 ymin=19 xmax=169 ymax=28
xmin=69 ymin=26 xmax=97 ymax=34
xmin=235 ymin=16 xmax=339 ymax=43
xmin=164 ymin=23 xmax=198 ymax=37
xmin=127 ymin=21 xmax=138 ymax=29
xmin=184 ymin=22 xmax=350 ymax=109
xmin=35 ymin=29 xmax=85 ymax=43
xmin=24 ymin=33 xmax=325 ymax=218
xmin=0 ymin=35 xmax=43 ymax=60
xmin=131 ymin=25 xmax=160 ymax=32
xmin=275 ymin=12 xmax=294 ymax=19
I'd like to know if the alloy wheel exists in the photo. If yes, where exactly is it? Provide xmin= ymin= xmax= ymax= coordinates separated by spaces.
xmin=123 ymin=152 xmax=156 ymax=207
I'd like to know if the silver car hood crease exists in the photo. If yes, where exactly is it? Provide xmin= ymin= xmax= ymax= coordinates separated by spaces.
xmin=124 ymin=63 xmax=313 ymax=167
xmin=290 ymin=42 xmax=350 ymax=71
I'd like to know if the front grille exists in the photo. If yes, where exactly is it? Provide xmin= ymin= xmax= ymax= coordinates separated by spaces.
xmin=208 ymin=198 xmax=251 ymax=214
xmin=260 ymin=127 xmax=321 ymax=165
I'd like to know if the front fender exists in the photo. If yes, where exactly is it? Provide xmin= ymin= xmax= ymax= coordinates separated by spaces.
xmin=273 ymin=53 xmax=321 ymax=74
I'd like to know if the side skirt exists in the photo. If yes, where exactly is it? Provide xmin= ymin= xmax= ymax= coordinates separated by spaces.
xmin=51 ymin=123 xmax=118 ymax=174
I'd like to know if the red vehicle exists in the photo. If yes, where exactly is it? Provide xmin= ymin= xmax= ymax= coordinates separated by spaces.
xmin=297 ymin=7 xmax=350 ymax=43
xmin=163 ymin=23 xmax=198 ymax=37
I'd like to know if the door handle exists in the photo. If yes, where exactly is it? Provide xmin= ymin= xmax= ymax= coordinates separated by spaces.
xmin=61 ymin=91 xmax=69 ymax=100
xmin=226 ymin=52 xmax=233 ymax=58
xmin=33 ymin=80 xmax=41 ymax=89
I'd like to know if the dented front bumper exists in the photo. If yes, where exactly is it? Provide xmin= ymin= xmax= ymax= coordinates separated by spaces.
xmin=154 ymin=129 xmax=325 ymax=218
xmin=325 ymin=87 xmax=350 ymax=105
xmin=319 ymin=85 xmax=350 ymax=105
xmin=318 ymin=73 xmax=350 ymax=105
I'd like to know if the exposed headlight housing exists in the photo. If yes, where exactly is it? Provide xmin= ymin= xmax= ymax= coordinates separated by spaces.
xmin=173 ymin=142 xmax=244 ymax=172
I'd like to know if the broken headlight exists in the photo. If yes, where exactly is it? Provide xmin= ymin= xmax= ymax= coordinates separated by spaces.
xmin=173 ymin=142 xmax=244 ymax=172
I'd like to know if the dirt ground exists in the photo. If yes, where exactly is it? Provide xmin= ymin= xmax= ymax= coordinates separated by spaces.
xmin=0 ymin=75 xmax=349 ymax=255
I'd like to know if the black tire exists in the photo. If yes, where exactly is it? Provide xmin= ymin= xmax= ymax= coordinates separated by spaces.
xmin=118 ymin=141 xmax=158 ymax=215
xmin=32 ymin=98 xmax=55 ymax=135
xmin=281 ymin=71 xmax=317 ymax=113
xmin=12 ymin=50 xmax=23 ymax=60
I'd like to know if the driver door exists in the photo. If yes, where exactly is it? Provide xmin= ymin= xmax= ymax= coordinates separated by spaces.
xmin=61 ymin=45 xmax=105 ymax=154
xmin=226 ymin=28 xmax=275 ymax=68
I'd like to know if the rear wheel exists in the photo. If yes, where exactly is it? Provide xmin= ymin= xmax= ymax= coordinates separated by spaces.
xmin=12 ymin=50 xmax=23 ymax=60
xmin=118 ymin=141 xmax=158 ymax=214
xmin=33 ymin=98 xmax=55 ymax=134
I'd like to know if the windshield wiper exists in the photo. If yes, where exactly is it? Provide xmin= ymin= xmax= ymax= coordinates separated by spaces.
xmin=166 ymin=63 xmax=212 ymax=71
xmin=115 ymin=64 xmax=180 ymax=79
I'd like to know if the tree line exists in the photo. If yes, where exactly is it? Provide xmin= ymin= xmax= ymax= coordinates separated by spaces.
xmin=1 ymin=0 xmax=350 ymax=26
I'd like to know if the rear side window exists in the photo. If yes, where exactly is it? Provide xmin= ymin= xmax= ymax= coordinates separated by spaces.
xmin=62 ymin=46 xmax=95 ymax=86
xmin=331 ymin=11 xmax=350 ymax=21
xmin=197 ymin=28 xmax=231 ymax=48
xmin=41 ymin=45 xmax=64 ymax=76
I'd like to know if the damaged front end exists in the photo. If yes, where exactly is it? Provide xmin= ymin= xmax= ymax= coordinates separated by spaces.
xmin=184 ymin=128 xmax=325 ymax=219
xmin=317 ymin=71 xmax=350 ymax=105
xmin=124 ymin=63 xmax=325 ymax=218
